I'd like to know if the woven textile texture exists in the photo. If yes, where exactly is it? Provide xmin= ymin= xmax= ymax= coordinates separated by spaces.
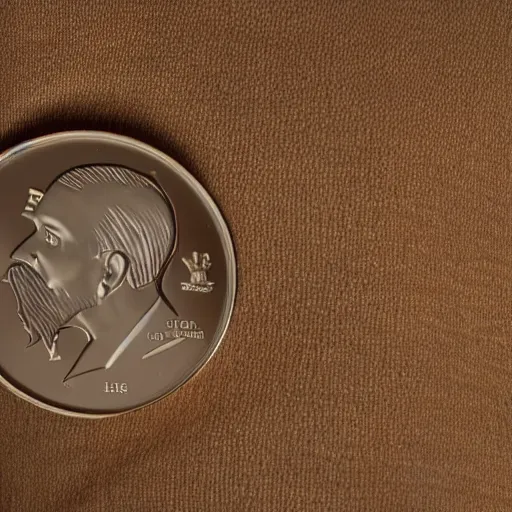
xmin=1 ymin=1 xmax=512 ymax=510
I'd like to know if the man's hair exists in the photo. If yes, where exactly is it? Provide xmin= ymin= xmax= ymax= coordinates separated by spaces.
xmin=58 ymin=165 xmax=174 ymax=289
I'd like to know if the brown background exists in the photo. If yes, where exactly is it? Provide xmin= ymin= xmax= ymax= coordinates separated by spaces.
xmin=1 ymin=1 xmax=512 ymax=511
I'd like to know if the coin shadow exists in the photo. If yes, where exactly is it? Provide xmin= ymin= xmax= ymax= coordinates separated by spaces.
xmin=0 ymin=106 xmax=200 ymax=181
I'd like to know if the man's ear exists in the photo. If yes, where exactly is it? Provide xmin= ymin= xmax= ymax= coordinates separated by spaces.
xmin=97 ymin=252 xmax=128 ymax=300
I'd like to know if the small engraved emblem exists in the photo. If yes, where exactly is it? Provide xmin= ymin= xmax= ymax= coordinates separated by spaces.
xmin=23 ymin=188 xmax=44 ymax=214
xmin=181 ymin=252 xmax=214 ymax=293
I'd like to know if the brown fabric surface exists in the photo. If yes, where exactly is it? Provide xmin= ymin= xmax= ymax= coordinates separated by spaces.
xmin=1 ymin=1 xmax=512 ymax=510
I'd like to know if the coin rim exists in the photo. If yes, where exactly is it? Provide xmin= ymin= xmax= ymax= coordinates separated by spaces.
xmin=0 ymin=131 xmax=237 ymax=419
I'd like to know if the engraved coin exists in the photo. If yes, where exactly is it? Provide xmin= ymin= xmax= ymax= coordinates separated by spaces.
xmin=0 ymin=131 xmax=236 ymax=417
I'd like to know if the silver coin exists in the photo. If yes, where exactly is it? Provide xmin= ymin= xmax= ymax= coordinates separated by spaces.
xmin=0 ymin=131 xmax=236 ymax=417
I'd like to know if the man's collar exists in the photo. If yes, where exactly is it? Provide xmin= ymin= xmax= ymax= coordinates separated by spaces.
xmin=63 ymin=298 xmax=162 ymax=382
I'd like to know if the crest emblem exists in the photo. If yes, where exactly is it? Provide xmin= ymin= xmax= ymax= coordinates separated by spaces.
xmin=181 ymin=252 xmax=214 ymax=293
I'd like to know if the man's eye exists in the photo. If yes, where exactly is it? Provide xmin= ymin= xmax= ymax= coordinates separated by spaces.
xmin=44 ymin=228 xmax=60 ymax=247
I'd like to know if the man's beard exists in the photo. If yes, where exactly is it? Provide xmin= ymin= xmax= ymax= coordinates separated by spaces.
xmin=5 ymin=264 xmax=96 ymax=361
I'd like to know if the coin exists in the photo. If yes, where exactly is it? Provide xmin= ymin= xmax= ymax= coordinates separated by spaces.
xmin=0 ymin=131 xmax=236 ymax=417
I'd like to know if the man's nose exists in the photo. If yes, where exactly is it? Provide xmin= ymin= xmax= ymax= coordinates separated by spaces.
xmin=11 ymin=235 xmax=38 ymax=267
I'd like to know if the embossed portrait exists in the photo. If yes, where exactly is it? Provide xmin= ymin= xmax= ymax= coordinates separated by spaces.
xmin=3 ymin=165 xmax=180 ymax=381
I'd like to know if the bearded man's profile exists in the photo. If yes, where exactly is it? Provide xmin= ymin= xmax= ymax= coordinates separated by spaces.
xmin=3 ymin=165 xmax=179 ymax=382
